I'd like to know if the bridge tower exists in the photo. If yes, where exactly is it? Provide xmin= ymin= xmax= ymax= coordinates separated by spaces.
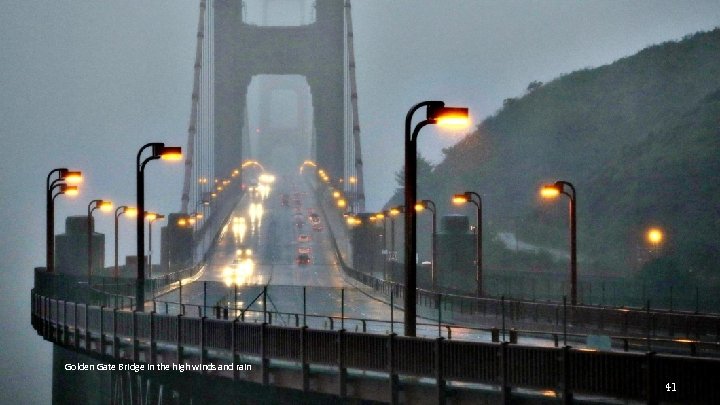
xmin=213 ymin=0 xmax=345 ymax=181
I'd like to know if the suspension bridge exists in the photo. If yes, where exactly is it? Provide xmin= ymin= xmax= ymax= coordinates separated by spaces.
xmin=31 ymin=1 xmax=720 ymax=404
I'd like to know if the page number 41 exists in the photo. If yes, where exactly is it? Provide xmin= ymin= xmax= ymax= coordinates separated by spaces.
xmin=666 ymin=383 xmax=677 ymax=392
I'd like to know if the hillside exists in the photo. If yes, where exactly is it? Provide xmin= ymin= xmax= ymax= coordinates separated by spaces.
xmin=396 ymin=29 xmax=720 ymax=279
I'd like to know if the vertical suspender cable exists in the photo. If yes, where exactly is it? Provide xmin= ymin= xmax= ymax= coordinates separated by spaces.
xmin=180 ymin=0 xmax=208 ymax=213
xmin=345 ymin=0 xmax=365 ymax=212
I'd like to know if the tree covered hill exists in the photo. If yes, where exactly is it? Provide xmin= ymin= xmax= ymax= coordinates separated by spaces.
xmin=408 ymin=28 xmax=720 ymax=276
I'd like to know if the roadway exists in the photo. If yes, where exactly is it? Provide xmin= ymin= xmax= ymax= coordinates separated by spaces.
xmin=154 ymin=173 xmax=619 ymax=349
xmin=158 ymin=173 xmax=410 ymax=334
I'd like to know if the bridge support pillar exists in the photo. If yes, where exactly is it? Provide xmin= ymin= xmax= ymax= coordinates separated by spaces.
xmin=177 ymin=314 xmax=184 ymax=364
xmin=301 ymin=326 xmax=309 ymax=392
xmin=132 ymin=310 xmax=139 ymax=362
xmin=337 ymin=329 xmax=347 ymax=398
xmin=55 ymin=298 xmax=60 ymax=342
xmin=560 ymin=345 xmax=573 ymax=404
xmin=150 ymin=311 xmax=157 ymax=364
xmin=84 ymin=304 xmax=90 ymax=351
xmin=42 ymin=297 xmax=49 ymax=340
xmin=646 ymin=352 xmax=657 ymax=404
xmin=112 ymin=308 xmax=119 ymax=359
xmin=388 ymin=333 xmax=399 ymax=405
xmin=500 ymin=342 xmax=511 ymax=404
xmin=261 ymin=323 xmax=269 ymax=385
xmin=435 ymin=337 xmax=446 ymax=405
xmin=63 ymin=301 xmax=70 ymax=346
xmin=99 ymin=305 xmax=105 ymax=355
xmin=200 ymin=317 xmax=207 ymax=370
xmin=73 ymin=302 xmax=80 ymax=350
xmin=232 ymin=319 xmax=240 ymax=381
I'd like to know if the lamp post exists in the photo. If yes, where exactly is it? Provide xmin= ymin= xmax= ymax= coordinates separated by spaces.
xmin=540 ymin=180 xmax=577 ymax=305
xmin=114 ymin=206 xmax=136 ymax=307
xmin=136 ymin=142 xmax=182 ymax=311
xmin=114 ymin=206 xmax=138 ymax=277
xmin=404 ymin=101 xmax=469 ymax=336
xmin=389 ymin=206 xmax=403 ymax=284
xmin=147 ymin=212 xmax=165 ymax=280
xmin=46 ymin=168 xmax=82 ymax=272
xmin=378 ymin=210 xmax=389 ymax=280
xmin=87 ymin=199 xmax=113 ymax=283
xmin=452 ymin=191 xmax=483 ymax=297
xmin=416 ymin=199 xmax=437 ymax=291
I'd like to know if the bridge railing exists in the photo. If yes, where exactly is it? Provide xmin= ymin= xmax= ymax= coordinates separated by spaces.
xmin=35 ymin=264 xmax=202 ymax=310
xmin=343 ymin=261 xmax=720 ymax=342
xmin=309 ymin=177 xmax=720 ymax=344
xmin=32 ymin=288 xmax=720 ymax=403
xmin=36 ymin=269 xmax=718 ymax=356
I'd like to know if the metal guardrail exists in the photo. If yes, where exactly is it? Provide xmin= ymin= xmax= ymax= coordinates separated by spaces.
xmin=324 ymin=210 xmax=720 ymax=341
xmin=346 ymin=266 xmax=720 ymax=341
xmin=37 ymin=267 xmax=720 ymax=357
xmin=36 ymin=263 xmax=202 ymax=310
xmin=32 ymin=289 xmax=720 ymax=403
xmin=310 ymin=172 xmax=720 ymax=344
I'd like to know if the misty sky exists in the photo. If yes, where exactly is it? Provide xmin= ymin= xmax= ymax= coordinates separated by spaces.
xmin=1 ymin=1 xmax=719 ymax=403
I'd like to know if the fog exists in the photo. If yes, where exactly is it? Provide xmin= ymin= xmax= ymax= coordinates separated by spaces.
xmin=1 ymin=1 xmax=719 ymax=402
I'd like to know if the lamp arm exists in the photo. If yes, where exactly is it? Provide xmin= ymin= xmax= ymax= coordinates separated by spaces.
xmin=47 ymin=168 xmax=66 ymax=191
xmin=405 ymin=101 xmax=443 ymax=142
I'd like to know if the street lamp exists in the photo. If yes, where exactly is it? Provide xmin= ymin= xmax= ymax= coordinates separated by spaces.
xmin=404 ymin=101 xmax=469 ymax=336
xmin=46 ymin=168 xmax=82 ymax=272
xmin=136 ymin=142 xmax=182 ymax=311
xmin=646 ymin=227 xmax=663 ymax=246
xmin=540 ymin=180 xmax=577 ymax=305
xmin=416 ymin=199 xmax=438 ymax=291
xmin=377 ymin=211 xmax=389 ymax=280
xmin=113 ymin=206 xmax=136 ymax=307
xmin=646 ymin=227 xmax=664 ymax=256
xmin=114 ymin=206 xmax=137 ymax=278
xmin=389 ymin=206 xmax=404 ymax=284
xmin=55 ymin=184 xmax=79 ymax=198
xmin=452 ymin=191 xmax=483 ymax=297
xmin=147 ymin=212 xmax=165 ymax=280
xmin=346 ymin=215 xmax=362 ymax=226
xmin=87 ymin=199 xmax=113 ymax=283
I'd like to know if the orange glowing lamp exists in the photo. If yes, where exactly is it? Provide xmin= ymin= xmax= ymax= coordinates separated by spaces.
xmin=452 ymin=194 xmax=469 ymax=205
xmin=159 ymin=146 xmax=182 ymax=161
xmin=98 ymin=200 xmax=113 ymax=212
xmin=647 ymin=228 xmax=664 ymax=245
xmin=540 ymin=184 xmax=561 ymax=199
xmin=63 ymin=185 xmax=79 ymax=197
xmin=63 ymin=170 xmax=83 ymax=184
xmin=434 ymin=107 xmax=470 ymax=127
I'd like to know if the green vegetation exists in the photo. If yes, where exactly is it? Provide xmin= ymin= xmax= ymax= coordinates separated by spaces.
xmin=389 ymin=29 xmax=720 ymax=308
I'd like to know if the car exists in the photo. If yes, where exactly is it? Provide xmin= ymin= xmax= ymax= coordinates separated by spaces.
xmin=309 ymin=212 xmax=321 ymax=224
xmin=298 ymin=234 xmax=311 ymax=243
xmin=297 ymin=247 xmax=311 ymax=254
xmin=281 ymin=194 xmax=290 ymax=207
xmin=312 ymin=223 xmax=323 ymax=232
xmin=235 ymin=248 xmax=252 ymax=259
xmin=296 ymin=253 xmax=311 ymax=265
